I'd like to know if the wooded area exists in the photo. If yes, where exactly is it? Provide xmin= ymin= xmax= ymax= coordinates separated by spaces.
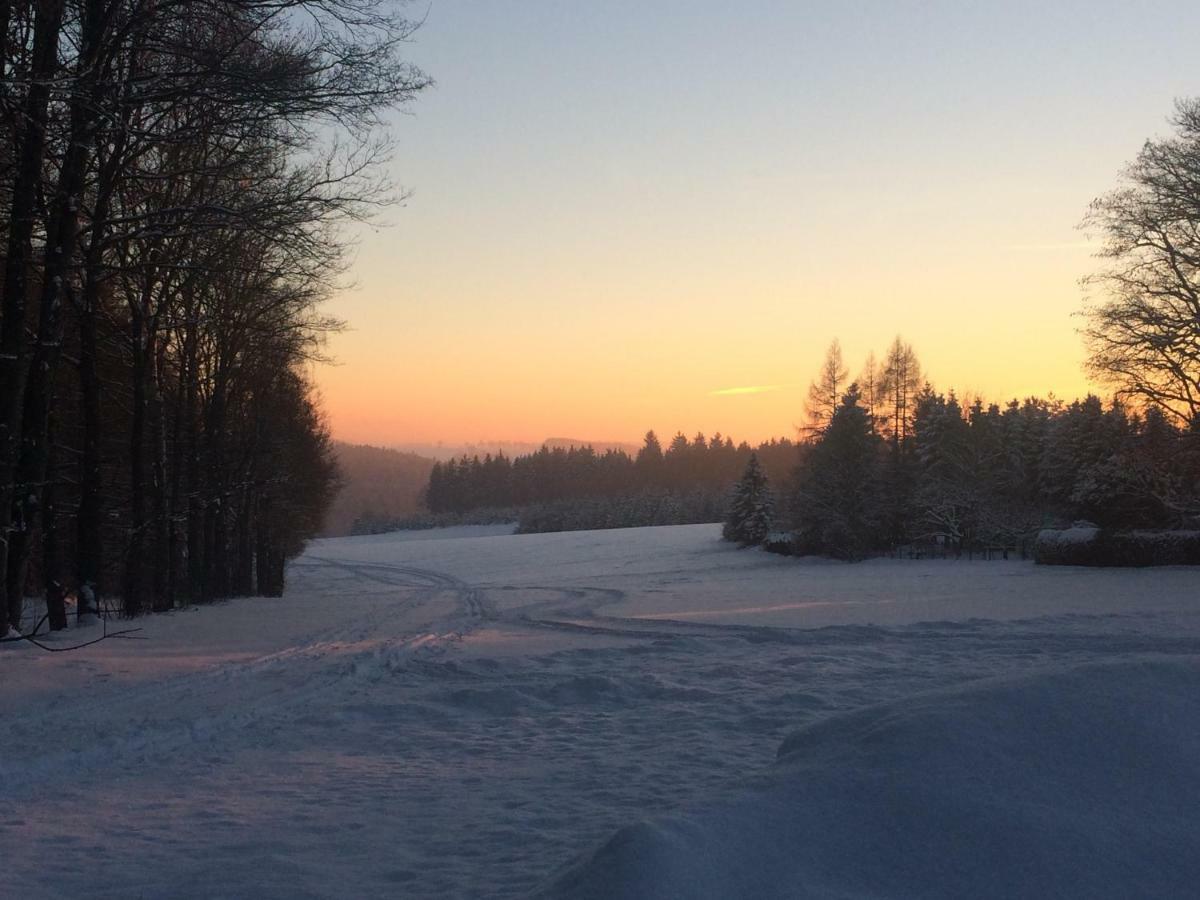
xmin=0 ymin=0 xmax=427 ymax=636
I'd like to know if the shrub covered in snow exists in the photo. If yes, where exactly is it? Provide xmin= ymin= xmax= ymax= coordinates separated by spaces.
xmin=761 ymin=531 xmax=798 ymax=556
xmin=1035 ymin=525 xmax=1200 ymax=566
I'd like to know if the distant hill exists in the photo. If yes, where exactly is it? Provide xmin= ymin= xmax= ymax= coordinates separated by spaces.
xmin=543 ymin=437 xmax=640 ymax=455
xmin=322 ymin=437 xmax=644 ymax=536
xmin=391 ymin=438 xmax=640 ymax=461
xmin=322 ymin=442 xmax=437 ymax=536
xmin=390 ymin=441 xmax=544 ymax=461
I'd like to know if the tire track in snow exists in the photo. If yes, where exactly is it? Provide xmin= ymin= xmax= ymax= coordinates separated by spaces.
xmin=300 ymin=556 xmax=498 ymax=620
xmin=10 ymin=536 xmax=1200 ymax=900
xmin=296 ymin=556 xmax=1200 ymax=658
xmin=0 ymin=557 xmax=468 ymax=793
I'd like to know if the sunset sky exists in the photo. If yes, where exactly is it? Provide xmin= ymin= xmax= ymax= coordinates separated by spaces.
xmin=317 ymin=0 xmax=1200 ymax=447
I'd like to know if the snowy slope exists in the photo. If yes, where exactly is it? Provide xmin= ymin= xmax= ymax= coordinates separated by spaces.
xmin=543 ymin=657 xmax=1200 ymax=899
xmin=2 ymin=524 xmax=1198 ymax=898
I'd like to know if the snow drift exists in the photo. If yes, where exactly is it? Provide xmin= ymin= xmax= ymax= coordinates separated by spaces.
xmin=541 ymin=657 xmax=1200 ymax=899
xmin=6 ymin=527 xmax=1200 ymax=898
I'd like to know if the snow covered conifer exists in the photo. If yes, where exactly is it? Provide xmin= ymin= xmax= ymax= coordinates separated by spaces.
xmin=792 ymin=383 xmax=883 ymax=559
xmin=724 ymin=453 xmax=773 ymax=546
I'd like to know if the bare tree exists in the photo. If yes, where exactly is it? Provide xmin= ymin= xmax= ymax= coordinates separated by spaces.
xmin=804 ymin=338 xmax=847 ymax=436
xmin=0 ymin=0 xmax=69 ymax=635
xmin=858 ymin=351 xmax=880 ymax=432
xmin=1082 ymin=99 xmax=1200 ymax=427
xmin=879 ymin=336 xmax=922 ymax=447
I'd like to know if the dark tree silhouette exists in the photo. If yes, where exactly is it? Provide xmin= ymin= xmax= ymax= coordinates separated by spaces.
xmin=1083 ymin=99 xmax=1200 ymax=427
xmin=723 ymin=454 xmax=773 ymax=546
xmin=792 ymin=384 xmax=883 ymax=559
xmin=805 ymin=339 xmax=848 ymax=435
xmin=0 ymin=0 xmax=429 ymax=634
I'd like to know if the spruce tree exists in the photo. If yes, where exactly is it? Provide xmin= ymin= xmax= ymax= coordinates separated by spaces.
xmin=635 ymin=430 xmax=664 ymax=488
xmin=723 ymin=453 xmax=773 ymax=546
xmin=793 ymin=383 xmax=882 ymax=559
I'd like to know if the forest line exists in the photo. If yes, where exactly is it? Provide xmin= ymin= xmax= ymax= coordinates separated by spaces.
xmin=0 ymin=0 xmax=427 ymax=637
xmin=394 ymin=101 xmax=1200 ymax=560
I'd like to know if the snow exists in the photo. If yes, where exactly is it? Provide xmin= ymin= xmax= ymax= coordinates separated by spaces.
xmin=1039 ymin=522 xmax=1102 ymax=545
xmin=544 ymin=658 xmax=1200 ymax=899
xmin=1 ymin=523 xmax=1198 ymax=898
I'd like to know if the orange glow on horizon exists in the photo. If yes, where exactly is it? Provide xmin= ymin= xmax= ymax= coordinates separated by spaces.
xmin=302 ymin=3 xmax=1179 ymax=450
xmin=315 ymin=239 xmax=1098 ymax=448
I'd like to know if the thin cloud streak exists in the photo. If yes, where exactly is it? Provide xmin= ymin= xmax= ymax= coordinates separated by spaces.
xmin=1004 ymin=240 xmax=1095 ymax=252
xmin=710 ymin=385 xmax=784 ymax=397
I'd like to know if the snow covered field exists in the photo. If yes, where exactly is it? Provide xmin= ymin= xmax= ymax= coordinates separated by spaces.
xmin=2 ymin=523 xmax=1199 ymax=898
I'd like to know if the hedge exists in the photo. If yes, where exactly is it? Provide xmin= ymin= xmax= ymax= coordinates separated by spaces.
xmin=1035 ymin=527 xmax=1200 ymax=567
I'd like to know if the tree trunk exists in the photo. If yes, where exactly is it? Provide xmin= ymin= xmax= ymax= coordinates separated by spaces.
xmin=13 ymin=0 xmax=111 ymax=622
xmin=185 ymin=341 xmax=203 ymax=603
xmin=75 ymin=93 xmax=127 ymax=615
xmin=0 ymin=0 xmax=65 ymax=634
xmin=77 ymin=247 xmax=106 ymax=607
xmin=254 ymin=500 xmax=271 ymax=596
xmin=166 ymin=340 xmax=188 ymax=608
xmin=124 ymin=309 xmax=147 ymax=616
xmin=44 ymin=412 xmax=68 ymax=631
xmin=150 ymin=339 xmax=171 ymax=612
xmin=232 ymin=487 xmax=254 ymax=596
xmin=202 ymin=378 xmax=229 ymax=600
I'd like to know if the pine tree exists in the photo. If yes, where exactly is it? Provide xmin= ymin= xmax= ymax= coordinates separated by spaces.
xmin=723 ymin=453 xmax=773 ymax=546
xmin=792 ymin=384 xmax=883 ymax=559
xmin=913 ymin=388 xmax=977 ymax=549
xmin=635 ymin=430 xmax=664 ymax=488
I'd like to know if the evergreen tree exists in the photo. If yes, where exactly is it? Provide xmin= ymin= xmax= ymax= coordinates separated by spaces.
xmin=664 ymin=432 xmax=691 ymax=490
xmin=792 ymin=383 xmax=883 ymax=559
xmin=913 ymin=388 xmax=977 ymax=549
xmin=723 ymin=454 xmax=773 ymax=546
xmin=635 ymin=430 xmax=664 ymax=487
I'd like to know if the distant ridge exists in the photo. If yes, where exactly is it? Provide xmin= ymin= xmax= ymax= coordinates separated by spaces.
xmin=322 ymin=441 xmax=436 ymax=536
xmin=542 ymin=437 xmax=640 ymax=454
xmin=390 ymin=441 xmax=543 ymax=461
xmin=390 ymin=438 xmax=641 ymax=461
xmin=324 ymin=437 xmax=640 ymax=536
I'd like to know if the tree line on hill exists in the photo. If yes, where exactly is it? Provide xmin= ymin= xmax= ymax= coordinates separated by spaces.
xmin=409 ymin=434 xmax=799 ymax=533
xmin=0 ymin=0 xmax=427 ymax=637
xmin=727 ymin=338 xmax=1199 ymax=560
xmin=393 ymin=98 xmax=1199 ymax=563
xmin=402 ymin=330 xmax=1198 ymax=556
xmin=407 ymin=336 xmax=1197 ymax=550
xmin=724 ymin=101 xmax=1200 ymax=563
